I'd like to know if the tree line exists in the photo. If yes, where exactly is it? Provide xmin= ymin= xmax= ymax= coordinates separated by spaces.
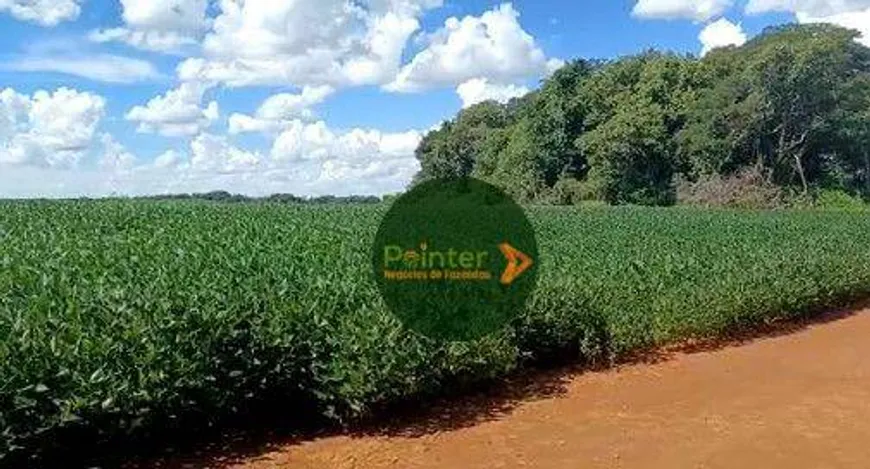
xmin=414 ymin=24 xmax=870 ymax=206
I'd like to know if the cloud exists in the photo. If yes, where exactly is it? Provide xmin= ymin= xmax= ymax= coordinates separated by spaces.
xmin=745 ymin=0 xmax=870 ymax=16
xmin=89 ymin=28 xmax=199 ymax=54
xmin=744 ymin=1 xmax=870 ymax=46
xmin=190 ymin=133 xmax=261 ymax=172
xmin=0 ymin=0 xmax=81 ymax=26
xmin=178 ymin=0 xmax=442 ymax=88
xmin=99 ymin=133 xmax=137 ymax=172
xmin=153 ymin=149 xmax=183 ymax=169
xmin=239 ymin=119 xmax=422 ymax=194
xmin=0 ymin=83 xmax=424 ymax=198
xmin=89 ymin=0 xmax=211 ymax=53
xmin=0 ymin=87 xmax=106 ymax=168
xmin=126 ymin=82 xmax=219 ymax=137
xmin=3 ymin=54 xmax=162 ymax=84
xmin=229 ymin=85 xmax=334 ymax=134
xmin=0 ymin=121 xmax=423 ymax=198
xmin=387 ymin=3 xmax=558 ymax=92
xmin=318 ymin=157 xmax=419 ymax=187
xmin=97 ymin=134 xmax=140 ymax=195
xmin=699 ymin=18 xmax=748 ymax=55
xmin=456 ymin=78 xmax=529 ymax=108
xmin=271 ymin=120 xmax=422 ymax=163
xmin=0 ymin=159 xmax=416 ymax=198
xmin=632 ymin=0 xmax=734 ymax=21
xmin=796 ymin=8 xmax=870 ymax=46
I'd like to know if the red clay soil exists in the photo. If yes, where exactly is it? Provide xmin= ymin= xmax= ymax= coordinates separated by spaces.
xmin=187 ymin=309 xmax=870 ymax=469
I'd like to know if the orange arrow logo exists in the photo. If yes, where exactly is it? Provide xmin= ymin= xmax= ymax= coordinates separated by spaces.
xmin=499 ymin=243 xmax=534 ymax=285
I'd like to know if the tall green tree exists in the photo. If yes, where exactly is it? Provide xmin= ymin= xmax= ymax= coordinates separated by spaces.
xmin=578 ymin=52 xmax=698 ymax=204
xmin=489 ymin=60 xmax=596 ymax=199
xmin=415 ymin=101 xmax=513 ymax=182
xmin=412 ymin=23 xmax=870 ymax=206
xmin=828 ymin=74 xmax=870 ymax=195
xmin=680 ymin=24 xmax=870 ymax=193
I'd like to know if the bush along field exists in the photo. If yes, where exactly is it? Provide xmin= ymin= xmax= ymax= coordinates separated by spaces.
xmin=3 ymin=200 xmax=870 ymax=464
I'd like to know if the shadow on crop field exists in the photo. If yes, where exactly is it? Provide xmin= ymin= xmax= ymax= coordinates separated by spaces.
xmin=122 ymin=366 xmax=577 ymax=469
xmin=127 ymin=301 xmax=867 ymax=469
xmin=352 ymin=366 xmax=576 ymax=439
xmin=354 ymin=303 xmax=865 ymax=442
xmin=131 ymin=431 xmax=307 ymax=469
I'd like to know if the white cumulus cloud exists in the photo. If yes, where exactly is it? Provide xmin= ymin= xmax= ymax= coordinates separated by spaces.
xmin=271 ymin=120 xmax=422 ymax=163
xmin=456 ymin=78 xmax=529 ymax=108
xmin=632 ymin=0 xmax=734 ymax=21
xmin=745 ymin=0 xmax=870 ymax=16
xmin=153 ymin=149 xmax=184 ymax=169
xmin=796 ymin=8 xmax=870 ymax=46
xmin=126 ymin=82 xmax=219 ymax=137
xmin=745 ymin=1 xmax=870 ymax=46
xmin=190 ymin=133 xmax=261 ymax=173
xmin=699 ymin=18 xmax=748 ymax=55
xmin=229 ymin=85 xmax=334 ymax=134
xmin=387 ymin=3 xmax=559 ymax=92
xmin=178 ymin=0 xmax=442 ymax=88
xmin=99 ymin=133 xmax=137 ymax=172
xmin=89 ymin=0 xmax=211 ymax=53
xmin=0 ymin=120 xmax=423 ymax=198
xmin=318 ymin=157 xmax=419 ymax=186
xmin=0 ymin=0 xmax=82 ymax=26
xmin=0 ymin=87 xmax=106 ymax=168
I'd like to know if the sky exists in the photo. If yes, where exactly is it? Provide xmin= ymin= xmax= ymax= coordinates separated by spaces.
xmin=0 ymin=0 xmax=867 ymax=198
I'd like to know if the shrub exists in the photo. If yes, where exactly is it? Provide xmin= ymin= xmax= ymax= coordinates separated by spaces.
xmin=537 ymin=178 xmax=599 ymax=205
xmin=676 ymin=166 xmax=784 ymax=209
xmin=814 ymin=189 xmax=868 ymax=211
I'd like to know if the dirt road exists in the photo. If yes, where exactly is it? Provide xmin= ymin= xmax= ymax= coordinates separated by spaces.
xmin=205 ymin=309 xmax=870 ymax=469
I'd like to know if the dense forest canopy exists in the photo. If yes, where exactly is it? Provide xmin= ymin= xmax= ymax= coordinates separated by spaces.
xmin=414 ymin=24 xmax=870 ymax=206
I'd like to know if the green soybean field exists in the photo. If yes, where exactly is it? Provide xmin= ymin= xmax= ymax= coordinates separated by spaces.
xmin=2 ymin=200 xmax=870 ymax=464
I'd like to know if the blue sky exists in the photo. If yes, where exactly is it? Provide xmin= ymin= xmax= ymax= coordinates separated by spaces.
xmin=0 ymin=0 xmax=865 ymax=197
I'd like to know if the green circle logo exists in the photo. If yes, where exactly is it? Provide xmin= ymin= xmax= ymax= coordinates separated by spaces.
xmin=372 ymin=178 xmax=539 ymax=341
